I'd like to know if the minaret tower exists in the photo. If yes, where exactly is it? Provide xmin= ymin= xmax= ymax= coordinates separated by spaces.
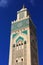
xmin=9 ymin=6 xmax=38 ymax=65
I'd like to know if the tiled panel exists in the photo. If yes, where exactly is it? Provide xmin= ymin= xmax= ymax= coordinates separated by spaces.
xmin=11 ymin=18 xmax=29 ymax=31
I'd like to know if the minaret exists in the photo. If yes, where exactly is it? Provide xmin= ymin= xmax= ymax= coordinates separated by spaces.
xmin=8 ymin=6 xmax=38 ymax=65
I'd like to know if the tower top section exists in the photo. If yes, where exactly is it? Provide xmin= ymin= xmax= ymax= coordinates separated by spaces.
xmin=12 ymin=5 xmax=29 ymax=24
xmin=17 ymin=5 xmax=29 ymax=21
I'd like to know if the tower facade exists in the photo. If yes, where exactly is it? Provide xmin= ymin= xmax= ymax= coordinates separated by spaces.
xmin=9 ymin=6 xmax=38 ymax=65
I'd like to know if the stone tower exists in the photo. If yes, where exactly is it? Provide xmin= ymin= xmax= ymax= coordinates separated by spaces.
xmin=9 ymin=6 xmax=38 ymax=65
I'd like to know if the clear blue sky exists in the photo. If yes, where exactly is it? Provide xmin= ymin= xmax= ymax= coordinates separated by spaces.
xmin=0 ymin=0 xmax=43 ymax=65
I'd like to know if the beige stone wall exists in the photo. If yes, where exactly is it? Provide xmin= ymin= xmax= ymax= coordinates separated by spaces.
xmin=9 ymin=26 xmax=32 ymax=65
xmin=9 ymin=21 xmax=38 ymax=65
xmin=29 ymin=19 xmax=38 ymax=65
xmin=12 ymin=27 xmax=29 ymax=65
xmin=26 ymin=27 xmax=31 ymax=65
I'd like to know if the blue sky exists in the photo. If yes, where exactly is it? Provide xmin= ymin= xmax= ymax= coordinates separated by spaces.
xmin=0 ymin=0 xmax=43 ymax=65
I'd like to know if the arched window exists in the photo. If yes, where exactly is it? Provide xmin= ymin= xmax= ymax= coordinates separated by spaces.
xmin=13 ymin=44 xmax=15 ymax=47
xmin=21 ymin=57 xmax=24 ymax=62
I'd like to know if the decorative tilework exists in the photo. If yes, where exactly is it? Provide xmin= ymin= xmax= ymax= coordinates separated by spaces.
xmin=22 ymin=30 xmax=27 ymax=35
xmin=19 ymin=12 xmax=25 ymax=19
xmin=12 ymin=33 xmax=17 ymax=38
xmin=16 ymin=36 xmax=24 ymax=43
xmin=11 ymin=18 xmax=29 ymax=31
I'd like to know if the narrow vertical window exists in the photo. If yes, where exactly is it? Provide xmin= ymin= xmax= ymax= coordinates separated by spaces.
xmin=16 ymin=45 xmax=18 ymax=50
xmin=24 ymin=41 xmax=26 ymax=44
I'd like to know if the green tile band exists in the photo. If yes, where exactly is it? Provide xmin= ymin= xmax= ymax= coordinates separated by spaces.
xmin=16 ymin=36 xmax=24 ymax=43
xmin=11 ymin=18 xmax=29 ymax=31
xmin=12 ymin=33 xmax=17 ymax=38
xmin=22 ymin=30 xmax=27 ymax=35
